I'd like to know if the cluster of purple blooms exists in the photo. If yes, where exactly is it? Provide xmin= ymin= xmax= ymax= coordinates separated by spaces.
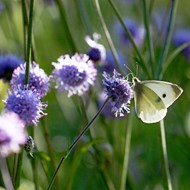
xmin=0 ymin=28 xmax=138 ymax=157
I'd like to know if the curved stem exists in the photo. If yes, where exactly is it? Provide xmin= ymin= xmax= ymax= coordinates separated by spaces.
xmin=41 ymin=118 xmax=61 ymax=190
xmin=0 ymin=157 xmax=14 ymax=190
xmin=142 ymin=0 xmax=155 ymax=77
xmin=159 ymin=120 xmax=172 ymax=190
xmin=156 ymin=0 xmax=178 ymax=79
xmin=46 ymin=97 xmax=110 ymax=190
xmin=94 ymin=0 xmax=121 ymax=73
xmin=120 ymin=109 xmax=134 ymax=190
xmin=107 ymin=0 xmax=150 ymax=77
xmin=54 ymin=0 xmax=77 ymax=53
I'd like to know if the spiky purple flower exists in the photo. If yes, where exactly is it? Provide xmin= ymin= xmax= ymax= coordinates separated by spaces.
xmin=51 ymin=54 xmax=97 ymax=97
xmin=0 ymin=112 xmax=26 ymax=157
xmin=85 ymin=33 xmax=106 ymax=63
xmin=10 ymin=62 xmax=49 ymax=98
xmin=102 ymin=70 xmax=133 ymax=117
xmin=4 ymin=89 xmax=47 ymax=126
xmin=0 ymin=54 xmax=23 ymax=82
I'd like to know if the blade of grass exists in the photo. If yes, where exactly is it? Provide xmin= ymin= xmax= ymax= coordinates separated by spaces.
xmin=93 ymin=0 xmax=122 ymax=74
xmin=160 ymin=42 xmax=189 ymax=77
xmin=156 ymin=0 xmax=178 ymax=79
xmin=142 ymin=0 xmax=155 ymax=77
xmin=107 ymin=0 xmax=150 ymax=77
xmin=159 ymin=120 xmax=172 ymax=190
xmin=25 ymin=0 xmax=34 ymax=85
xmin=120 ymin=109 xmax=134 ymax=190
xmin=54 ymin=0 xmax=77 ymax=53
xmin=0 ymin=158 xmax=14 ymax=190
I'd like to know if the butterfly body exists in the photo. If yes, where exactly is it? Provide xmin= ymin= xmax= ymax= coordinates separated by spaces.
xmin=132 ymin=77 xmax=183 ymax=123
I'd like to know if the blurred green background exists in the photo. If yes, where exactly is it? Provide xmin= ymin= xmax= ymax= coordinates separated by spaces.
xmin=0 ymin=0 xmax=190 ymax=189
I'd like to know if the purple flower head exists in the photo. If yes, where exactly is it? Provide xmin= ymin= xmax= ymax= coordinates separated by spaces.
xmin=0 ymin=54 xmax=23 ymax=82
xmin=0 ymin=112 xmax=26 ymax=157
xmin=10 ymin=62 xmax=49 ymax=98
xmin=85 ymin=33 xmax=106 ymax=63
xmin=172 ymin=29 xmax=190 ymax=60
xmin=4 ymin=89 xmax=47 ymax=126
xmin=115 ymin=19 xmax=145 ymax=47
xmin=98 ymin=92 xmax=128 ymax=118
xmin=102 ymin=70 xmax=133 ymax=117
xmin=51 ymin=54 xmax=97 ymax=97
xmin=103 ymin=51 xmax=126 ymax=74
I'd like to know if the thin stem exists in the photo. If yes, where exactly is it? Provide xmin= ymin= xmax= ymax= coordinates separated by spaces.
xmin=14 ymin=149 xmax=23 ymax=189
xmin=41 ymin=118 xmax=61 ymax=190
xmin=12 ymin=154 xmax=18 ymax=186
xmin=159 ymin=120 xmax=172 ymax=190
xmin=156 ymin=0 xmax=178 ymax=79
xmin=0 ymin=157 xmax=14 ymax=190
xmin=142 ymin=0 xmax=155 ymax=77
xmin=31 ymin=156 xmax=39 ymax=190
xmin=46 ymin=97 xmax=110 ymax=190
xmin=94 ymin=0 xmax=121 ymax=73
xmin=25 ymin=0 xmax=34 ymax=85
xmin=120 ymin=110 xmax=134 ymax=190
xmin=107 ymin=0 xmax=150 ymax=77
xmin=54 ymin=0 xmax=77 ymax=53
xmin=21 ymin=0 xmax=28 ymax=60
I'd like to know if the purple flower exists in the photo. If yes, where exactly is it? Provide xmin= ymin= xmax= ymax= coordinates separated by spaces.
xmin=85 ymin=33 xmax=106 ymax=63
xmin=98 ymin=92 xmax=128 ymax=118
xmin=51 ymin=54 xmax=97 ymax=97
xmin=115 ymin=19 xmax=145 ymax=47
xmin=172 ymin=29 xmax=190 ymax=60
xmin=0 ymin=112 xmax=26 ymax=157
xmin=4 ymin=89 xmax=47 ymax=126
xmin=102 ymin=70 xmax=133 ymax=117
xmin=0 ymin=54 xmax=23 ymax=82
xmin=10 ymin=62 xmax=49 ymax=98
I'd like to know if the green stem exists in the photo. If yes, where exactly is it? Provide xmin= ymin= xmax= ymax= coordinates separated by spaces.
xmin=120 ymin=110 xmax=134 ymax=190
xmin=79 ymin=96 xmax=116 ymax=190
xmin=54 ymin=0 xmax=77 ymax=53
xmin=21 ymin=0 xmax=28 ymax=60
xmin=47 ymin=97 xmax=110 ymax=190
xmin=156 ymin=0 xmax=178 ymax=79
xmin=142 ymin=0 xmax=155 ymax=77
xmin=25 ymin=0 xmax=34 ymax=85
xmin=12 ymin=154 xmax=18 ymax=186
xmin=107 ymin=0 xmax=150 ymax=77
xmin=94 ymin=0 xmax=121 ymax=73
xmin=14 ymin=149 xmax=23 ymax=189
xmin=41 ymin=118 xmax=61 ymax=190
xmin=31 ymin=156 xmax=39 ymax=190
xmin=159 ymin=120 xmax=172 ymax=190
xmin=0 ymin=157 xmax=14 ymax=190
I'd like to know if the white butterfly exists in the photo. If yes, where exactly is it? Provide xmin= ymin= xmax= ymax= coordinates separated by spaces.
xmin=132 ymin=77 xmax=183 ymax=123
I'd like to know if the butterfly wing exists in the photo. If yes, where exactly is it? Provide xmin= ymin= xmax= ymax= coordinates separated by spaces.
xmin=133 ymin=79 xmax=167 ymax=123
xmin=141 ymin=80 xmax=183 ymax=108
